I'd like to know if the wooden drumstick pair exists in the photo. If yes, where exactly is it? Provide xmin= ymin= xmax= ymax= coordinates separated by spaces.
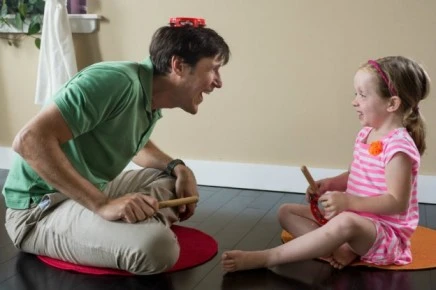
xmin=158 ymin=196 xmax=199 ymax=209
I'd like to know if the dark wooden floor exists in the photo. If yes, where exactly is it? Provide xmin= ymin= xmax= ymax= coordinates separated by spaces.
xmin=1 ymin=168 xmax=435 ymax=290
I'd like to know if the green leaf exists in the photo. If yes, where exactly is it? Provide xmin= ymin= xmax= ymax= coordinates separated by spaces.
xmin=18 ymin=2 xmax=27 ymax=20
xmin=31 ymin=14 xmax=42 ymax=24
xmin=34 ymin=37 xmax=41 ymax=49
xmin=14 ymin=12 xmax=23 ymax=30
xmin=0 ymin=3 xmax=7 ymax=17
xmin=29 ymin=0 xmax=38 ymax=4
xmin=34 ymin=0 xmax=45 ymax=14
xmin=27 ymin=21 xmax=40 ymax=35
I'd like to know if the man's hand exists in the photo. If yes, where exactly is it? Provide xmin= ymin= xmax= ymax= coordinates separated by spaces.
xmin=173 ymin=165 xmax=199 ymax=221
xmin=318 ymin=191 xmax=349 ymax=220
xmin=131 ymin=142 xmax=199 ymax=221
xmin=96 ymin=193 xmax=159 ymax=223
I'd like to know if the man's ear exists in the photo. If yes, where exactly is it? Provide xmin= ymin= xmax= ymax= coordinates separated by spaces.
xmin=170 ymin=55 xmax=186 ymax=76
xmin=387 ymin=96 xmax=402 ymax=112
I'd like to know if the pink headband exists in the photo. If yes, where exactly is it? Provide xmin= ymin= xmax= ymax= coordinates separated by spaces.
xmin=368 ymin=60 xmax=397 ymax=96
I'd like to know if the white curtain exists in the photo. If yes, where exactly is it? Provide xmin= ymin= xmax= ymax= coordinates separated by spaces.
xmin=35 ymin=0 xmax=77 ymax=105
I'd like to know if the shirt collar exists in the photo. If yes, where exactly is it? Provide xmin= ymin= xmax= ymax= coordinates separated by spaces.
xmin=139 ymin=57 xmax=154 ymax=113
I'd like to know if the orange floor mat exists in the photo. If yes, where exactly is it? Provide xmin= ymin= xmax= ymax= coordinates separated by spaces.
xmin=281 ymin=226 xmax=436 ymax=270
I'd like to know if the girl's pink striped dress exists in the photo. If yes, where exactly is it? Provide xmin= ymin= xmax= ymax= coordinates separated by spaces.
xmin=346 ymin=127 xmax=420 ymax=265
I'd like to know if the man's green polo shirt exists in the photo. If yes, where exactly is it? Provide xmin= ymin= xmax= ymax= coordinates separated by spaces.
xmin=2 ymin=58 xmax=162 ymax=209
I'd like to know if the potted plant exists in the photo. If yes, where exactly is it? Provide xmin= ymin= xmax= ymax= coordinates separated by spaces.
xmin=0 ymin=0 xmax=45 ymax=48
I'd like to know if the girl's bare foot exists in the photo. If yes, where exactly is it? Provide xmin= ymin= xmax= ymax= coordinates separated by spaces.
xmin=221 ymin=250 xmax=269 ymax=272
xmin=318 ymin=254 xmax=334 ymax=264
xmin=329 ymin=244 xmax=358 ymax=269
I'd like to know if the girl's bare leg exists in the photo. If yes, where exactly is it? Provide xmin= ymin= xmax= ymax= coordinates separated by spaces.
xmin=278 ymin=204 xmax=320 ymax=237
xmin=222 ymin=212 xmax=376 ymax=272
xmin=279 ymin=203 xmax=358 ymax=268
xmin=328 ymin=243 xmax=357 ymax=269
xmin=278 ymin=203 xmax=334 ymax=262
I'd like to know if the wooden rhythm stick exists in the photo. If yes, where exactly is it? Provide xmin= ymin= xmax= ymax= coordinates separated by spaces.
xmin=158 ymin=196 xmax=199 ymax=209
xmin=300 ymin=166 xmax=328 ymax=225
xmin=301 ymin=165 xmax=318 ymax=194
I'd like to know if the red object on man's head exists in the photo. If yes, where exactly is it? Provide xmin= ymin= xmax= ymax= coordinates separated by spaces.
xmin=169 ymin=17 xmax=206 ymax=27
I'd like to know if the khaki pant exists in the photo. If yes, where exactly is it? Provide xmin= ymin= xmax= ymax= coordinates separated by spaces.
xmin=5 ymin=168 xmax=180 ymax=275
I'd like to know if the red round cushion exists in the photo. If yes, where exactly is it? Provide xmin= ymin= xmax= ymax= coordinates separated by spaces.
xmin=37 ymin=225 xmax=217 ymax=275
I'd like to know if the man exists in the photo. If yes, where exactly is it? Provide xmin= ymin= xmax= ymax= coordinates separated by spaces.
xmin=2 ymin=22 xmax=230 ymax=274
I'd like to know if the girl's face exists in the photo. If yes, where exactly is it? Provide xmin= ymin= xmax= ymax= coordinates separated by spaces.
xmin=352 ymin=69 xmax=391 ymax=129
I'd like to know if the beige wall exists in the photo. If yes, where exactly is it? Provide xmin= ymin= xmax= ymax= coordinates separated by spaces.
xmin=1 ymin=0 xmax=435 ymax=174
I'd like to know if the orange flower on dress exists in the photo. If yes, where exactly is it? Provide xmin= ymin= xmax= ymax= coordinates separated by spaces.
xmin=369 ymin=141 xmax=383 ymax=156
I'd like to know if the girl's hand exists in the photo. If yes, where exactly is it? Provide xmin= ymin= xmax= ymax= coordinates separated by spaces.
xmin=305 ymin=178 xmax=331 ymax=202
xmin=318 ymin=191 xmax=349 ymax=219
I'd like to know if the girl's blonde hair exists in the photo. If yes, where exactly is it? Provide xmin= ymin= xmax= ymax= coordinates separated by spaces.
xmin=361 ymin=56 xmax=431 ymax=155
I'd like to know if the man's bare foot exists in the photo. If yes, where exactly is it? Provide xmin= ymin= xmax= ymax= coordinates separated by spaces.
xmin=221 ymin=250 xmax=269 ymax=272
xmin=329 ymin=244 xmax=358 ymax=269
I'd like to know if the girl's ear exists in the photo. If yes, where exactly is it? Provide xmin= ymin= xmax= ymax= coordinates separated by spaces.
xmin=387 ymin=96 xmax=402 ymax=112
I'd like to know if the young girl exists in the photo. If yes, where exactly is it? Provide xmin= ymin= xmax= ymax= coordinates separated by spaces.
xmin=222 ymin=56 xmax=431 ymax=272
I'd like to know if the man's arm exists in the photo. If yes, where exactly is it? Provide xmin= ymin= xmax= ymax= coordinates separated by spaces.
xmin=133 ymin=141 xmax=199 ymax=220
xmin=132 ymin=140 xmax=191 ymax=177
xmin=13 ymin=104 xmax=159 ymax=223
xmin=132 ymin=140 xmax=174 ymax=171
xmin=13 ymin=104 xmax=108 ymax=212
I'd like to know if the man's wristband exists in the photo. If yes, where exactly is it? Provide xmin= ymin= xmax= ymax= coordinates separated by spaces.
xmin=164 ymin=159 xmax=185 ymax=177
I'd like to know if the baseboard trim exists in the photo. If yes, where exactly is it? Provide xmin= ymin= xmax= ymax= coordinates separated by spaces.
xmin=2 ymin=146 xmax=436 ymax=204
xmin=0 ymin=146 xmax=15 ymax=170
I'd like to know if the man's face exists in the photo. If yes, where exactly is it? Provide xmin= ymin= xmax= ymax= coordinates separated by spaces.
xmin=178 ymin=55 xmax=223 ymax=114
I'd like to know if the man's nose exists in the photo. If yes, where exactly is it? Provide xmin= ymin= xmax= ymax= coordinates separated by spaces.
xmin=213 ymin=77 xmax=222 ymax=89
